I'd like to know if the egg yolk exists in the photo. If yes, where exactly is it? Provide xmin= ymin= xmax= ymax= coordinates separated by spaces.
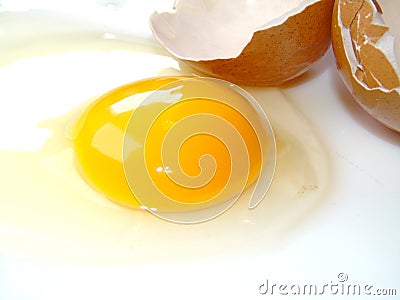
xmin=73 ymin=76 xmax=263 ymax=213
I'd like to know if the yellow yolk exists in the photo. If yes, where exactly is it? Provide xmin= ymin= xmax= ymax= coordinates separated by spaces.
xmin=73 ymin=77 xmax=263 ymax=212
xmin=142 ymin=98 xmax=262 ymax=204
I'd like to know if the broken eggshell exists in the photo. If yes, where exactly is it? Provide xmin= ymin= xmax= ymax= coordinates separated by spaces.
xmin=150 ymin=0 xmax=335 ymax=86
xmin=332 ymin=0 xmax=400 ymax=132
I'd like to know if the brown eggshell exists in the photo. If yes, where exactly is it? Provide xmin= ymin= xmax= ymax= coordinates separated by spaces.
xmin=151 ymin=0 xmax=334 ymax=86
xmin=183 ymin=0 xmax=334 ymax=86
xmin=331 ymin=0 xmax=400 ymax=132
xmin=185 ymin=0 xmax=334 ymax=86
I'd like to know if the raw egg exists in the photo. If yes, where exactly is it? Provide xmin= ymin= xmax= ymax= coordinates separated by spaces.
xmin=150 ymin=0 xmax=334 ymax=86
xmin=0 ymin=10 xmax=329 ymax=261
xmin=73 ymin=76 xmax=276 ymax=223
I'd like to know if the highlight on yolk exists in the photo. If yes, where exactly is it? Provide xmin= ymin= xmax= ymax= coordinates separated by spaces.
xmin=73 ymin=76 xmax=276 ymax=223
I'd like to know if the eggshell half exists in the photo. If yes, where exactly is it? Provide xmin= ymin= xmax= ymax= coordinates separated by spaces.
xmin=150 ymin=0 xmax=335 ymax=86
xmin=332 ymin=0 xmax=400 ymax=132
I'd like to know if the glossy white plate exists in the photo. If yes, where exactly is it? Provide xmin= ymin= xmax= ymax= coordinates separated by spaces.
xmin=1 ymin=1 xmax=399 ymax=299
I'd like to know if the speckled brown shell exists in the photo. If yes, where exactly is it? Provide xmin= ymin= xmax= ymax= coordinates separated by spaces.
xmin=183 ymin=0 xmax=335 ymax=86
xmin=331 ymin=0 xmax=400 ymax=132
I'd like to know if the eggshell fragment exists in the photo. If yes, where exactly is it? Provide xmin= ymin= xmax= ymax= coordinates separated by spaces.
xmin=150 ymin=0 xmax=334 ymax=86
xmin=332 ymin=0 xmax=400 ymax=132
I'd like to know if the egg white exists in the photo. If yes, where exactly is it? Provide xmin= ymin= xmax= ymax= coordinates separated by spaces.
xmin=0 ymin=11 xmax=330 ymax=264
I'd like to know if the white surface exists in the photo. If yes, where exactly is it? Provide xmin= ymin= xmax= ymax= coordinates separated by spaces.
xmin=1 ymin=1 xmax=399 ymax=299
